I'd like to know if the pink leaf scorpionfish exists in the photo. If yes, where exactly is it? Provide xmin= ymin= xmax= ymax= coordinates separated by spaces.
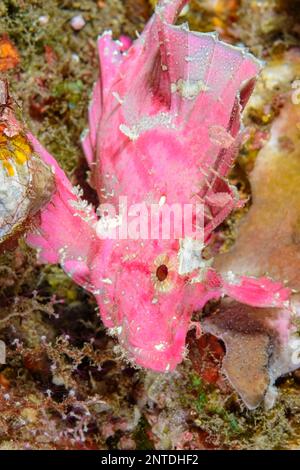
xmin=24 ymin=0 xmax=290 ymax=372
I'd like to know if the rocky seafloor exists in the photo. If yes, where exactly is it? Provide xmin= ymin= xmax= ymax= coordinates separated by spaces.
xmin=0 ymin=0 xmax=300 ymax=450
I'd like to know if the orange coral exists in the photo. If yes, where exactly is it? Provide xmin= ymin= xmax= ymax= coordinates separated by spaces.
xmin=0 ymin=35 xmax=20 ymax=72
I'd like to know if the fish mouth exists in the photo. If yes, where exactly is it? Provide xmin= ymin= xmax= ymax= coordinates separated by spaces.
xmin=116 ymin=320 xmax=188 ymax=372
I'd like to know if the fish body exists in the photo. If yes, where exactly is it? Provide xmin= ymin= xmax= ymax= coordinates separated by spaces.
xmin=25 ymin=0 xmax=290 ymax=373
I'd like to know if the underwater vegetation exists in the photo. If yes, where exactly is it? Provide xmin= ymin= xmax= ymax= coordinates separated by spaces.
xmin=0 ymin=0 xmax=300 ymax=450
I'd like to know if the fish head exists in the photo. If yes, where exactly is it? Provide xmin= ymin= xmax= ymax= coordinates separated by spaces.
xmin=93 ymin=237 xmax=214 ymax=372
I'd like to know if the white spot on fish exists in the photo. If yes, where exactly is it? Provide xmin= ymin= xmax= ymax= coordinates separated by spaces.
xmin=159 ymin=195 xmax=167 ymax=206
xmin=112 ymin=91 xmax=124 ymax=104
xmin=119 ymin=113 xmax=173 ymax=141
xmin=178 ymin=238 xmax=207 ymax=275
xmin=171 ymin=79 xmax=210 ymax=100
